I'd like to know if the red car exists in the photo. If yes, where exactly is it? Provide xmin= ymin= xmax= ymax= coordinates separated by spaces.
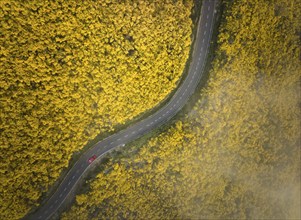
xmin=88 ymin=155 xmax=97 ymax=164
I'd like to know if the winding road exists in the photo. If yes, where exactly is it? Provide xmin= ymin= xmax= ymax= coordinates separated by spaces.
xmin=26 ymin=0 xmax=218 ymax=219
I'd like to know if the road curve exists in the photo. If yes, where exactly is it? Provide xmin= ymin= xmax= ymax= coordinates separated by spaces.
xmin=26 ymin=1 xmax=218 ymax=219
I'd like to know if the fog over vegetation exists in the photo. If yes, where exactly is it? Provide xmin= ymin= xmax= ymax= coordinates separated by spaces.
xmin=62 ymin=0 xmax=300 ymax=219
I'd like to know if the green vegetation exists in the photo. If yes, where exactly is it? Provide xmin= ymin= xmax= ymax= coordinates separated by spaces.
xmin=62 ymin=0 xmax=300 ymax=219
xmin=0 ymin=0 xmax=193 ymax=219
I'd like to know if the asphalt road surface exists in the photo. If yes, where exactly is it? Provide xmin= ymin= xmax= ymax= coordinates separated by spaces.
xmin=26 ymin=0 xmax=218 ymax=219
